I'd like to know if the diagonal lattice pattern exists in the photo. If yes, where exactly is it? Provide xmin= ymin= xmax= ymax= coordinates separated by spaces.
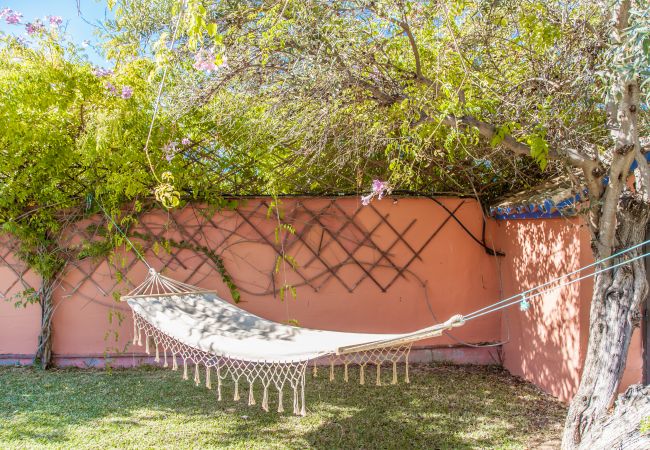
xmin=54 ymin=198 xmax=466 ymax=302
xmin=0 ymin=237 xmax=37 ymax=299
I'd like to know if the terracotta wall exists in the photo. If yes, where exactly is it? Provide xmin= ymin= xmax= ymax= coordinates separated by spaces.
xmin=0 ymin=238 xmax=41 ymax=363
xmin=494 ymin=217 xmax=644 ymax=402
xmin=1 ymin=197 xmax=644 ymax=404
xmin=1 ymin=197 xmax=503 ymax=366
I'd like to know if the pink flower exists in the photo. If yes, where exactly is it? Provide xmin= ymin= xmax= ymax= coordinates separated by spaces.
xmin=193 ymin=49 xmax=227 ymax=72
xmin=104 ymin=81 xmax=117 ymax=94
xmin=372 ymin=180 xmax=386 ymax=193
xmin=93 ymin=67 xmax=113 ymax=77
xmin=48 ymin=15 xmax=62 ymax=27
xmin=162 ymin=142 xmax=177 ymax=162
xmin=25 ymin=20 xmax=44 ymax=35
xmin=3 ymin=9 xmax=22 ymax=25
xmin=121 ymin=86 xmax=133 ymax=99
xmin=360 ymin=179 xmax=391 ymax=206
xmin=181 ymin=138 xmax=191 ymax=146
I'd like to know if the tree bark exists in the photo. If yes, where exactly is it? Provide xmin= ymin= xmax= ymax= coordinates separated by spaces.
xmin=33 ymin=276 xmax=55 ymax=369
xmin=562 ymin=194 xmax=650 ymax=448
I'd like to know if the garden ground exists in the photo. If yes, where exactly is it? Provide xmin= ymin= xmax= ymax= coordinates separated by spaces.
xmin=0 ymin=363 xmax=566 ymax=449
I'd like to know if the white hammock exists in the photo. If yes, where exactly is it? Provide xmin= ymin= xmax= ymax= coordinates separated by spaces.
xmin=123 ymin=269 xmax=465 ymax=415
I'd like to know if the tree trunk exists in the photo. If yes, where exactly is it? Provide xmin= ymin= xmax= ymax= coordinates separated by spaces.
xmin=33 ymin=277 xmax=55 ymax=369
xmin=562 ymin=194 xmax=650 ymax=448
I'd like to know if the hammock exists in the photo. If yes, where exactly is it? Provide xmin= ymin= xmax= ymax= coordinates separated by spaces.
xmin=123 ymin=269 xmax=465 ymax=415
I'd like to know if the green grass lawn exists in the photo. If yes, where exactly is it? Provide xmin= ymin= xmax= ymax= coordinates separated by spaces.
xmin=0 ymin=363 xmax=565 ymax=449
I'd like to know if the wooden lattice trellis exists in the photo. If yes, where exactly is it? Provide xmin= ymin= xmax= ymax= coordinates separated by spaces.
xmin=0 ymin=237 xmax=37 ymax=299
xmin=4 ymin=198 xmax=478 ymax=304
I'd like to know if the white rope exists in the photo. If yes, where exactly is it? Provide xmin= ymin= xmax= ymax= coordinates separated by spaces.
xmin=465 ymin=237 xmax=650 ymax=320
xmin=464 ymin=248 xmax=650 ymax=322
xmin=142 ymin=1 xmax=186 ymax=182
xmin=127 ymin=269 xmax=211 ymax=296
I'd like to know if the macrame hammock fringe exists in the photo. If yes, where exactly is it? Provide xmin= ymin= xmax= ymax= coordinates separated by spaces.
xmin=123 ymin=269 xmax=465 ymax=416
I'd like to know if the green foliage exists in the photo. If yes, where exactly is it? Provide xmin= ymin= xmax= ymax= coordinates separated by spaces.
xmin=4 ymin=288 xmax=39 ymax=309
xmin=641 ymin=416 xmax=650 ymax=434
xmin=105 ymin=0 xmax=601 ymax=201
xmin=3 ymin=0 xmax=644 ymax=298
xmin=526 ymin=131 xmax=550 ymax=171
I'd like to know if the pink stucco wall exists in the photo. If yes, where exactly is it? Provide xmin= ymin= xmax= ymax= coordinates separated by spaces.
xmin=1 ymin=197 xmax=503 ymax=366
xmin=0 ymin=238 xmax=41 ymax=361
xmin=1 ymin=197 xmax=645 ymax=404
xmin=495 ymin=217 xmax=644 ymax=402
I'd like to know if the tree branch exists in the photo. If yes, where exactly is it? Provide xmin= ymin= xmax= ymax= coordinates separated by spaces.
xmin=417 ymin=112 xmax=595 ymax=171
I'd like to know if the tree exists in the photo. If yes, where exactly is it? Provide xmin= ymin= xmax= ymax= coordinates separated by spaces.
xmin=106 ymin=0 xmax=650 ymax=446
xmin=0 ymin=23 xmax=226 ymax=366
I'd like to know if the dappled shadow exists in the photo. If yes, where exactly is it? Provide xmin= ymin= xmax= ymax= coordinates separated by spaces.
xmin=0 ymin=364 xmax=565 ymax=449
xmin=495 ymin=218 xmax=591 ymax=402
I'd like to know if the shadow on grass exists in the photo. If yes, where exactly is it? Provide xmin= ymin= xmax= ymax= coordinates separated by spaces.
xmin=0 ymin=363 xmax=565 ymax=449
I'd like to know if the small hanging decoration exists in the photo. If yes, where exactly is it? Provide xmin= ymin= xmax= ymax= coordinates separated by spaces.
xmin=519 ymin=294 xmax=530 ymax=312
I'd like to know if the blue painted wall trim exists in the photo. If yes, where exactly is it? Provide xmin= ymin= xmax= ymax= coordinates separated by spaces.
xmin=491 ymin=152 xmax=650 ymax=221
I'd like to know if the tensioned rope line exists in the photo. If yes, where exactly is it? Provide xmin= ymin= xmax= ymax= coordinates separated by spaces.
xmin=142 ymin=0 xmax=186 ymax=182
xmin=464 ymin=237 xmax=650 ymax=320
xmin=463 ymin=246 xmax=650 ymax=322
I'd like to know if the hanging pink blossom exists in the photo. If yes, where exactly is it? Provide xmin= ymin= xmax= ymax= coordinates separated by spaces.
xmin=162 ymin=142 xmax=177 ymax=162
xmin=93 ymin=67 xmax=113 ymax=77
xmin=193 ymin=49 xmax=227 ymax=72
xmin=360 ymin=179 xmax=391 ymax=206
xmin=121 ymin=85 xmax=133 ymax=99
xmin=3 ymin=8 xmax=22 ymax=25
xmin=181 ymin=138 xmax=191 ymax=146
xmin=104 ymin=81 xmax=117 ymax=94
xmin=193 ymin=49 xmax=217 ymax=72
xmin=25 ymin=20 xmax=45 ymax=35
xmin=48 ymin=15 xmax=62 ymax=27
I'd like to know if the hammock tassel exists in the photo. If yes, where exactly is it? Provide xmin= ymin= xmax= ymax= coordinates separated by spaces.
xmin=392 ymin=362 xmax=398 ymax=385
xmin=292 ymin=385 xmax=299 ymax=415
xmin=163 ymin=349 xmax=168 ymax=368
xmin=172 ymin=353 xmax=178 ymax=371
xmin=376 ymin=363 xmax=381 ymax=386
xmin=277 ymin=388 xmax=284 ymax=413
xmin=194 ymin=364 xmax=200 ymax=386
xmin=262 ymin=384 xmax=269 ymax=412
xmin=360 ymin=364 xmax=365 ymax=385
xmin=312 ymin=360 xmax=318 ymax=377
xmin=145 ymin=335 xmax=150 ymax=355
xmin=234 ymin=380 xmax=240 ymax=401
xmin=205 ymin=367 xmax=211 ymax=389
xmin=405 ymin=360 xmax=410 ymax=384
xmin=183 ymin=360 xmax=188 ymax=380
xmin=248 ymin=382 xmax=256 ymax=406
xmin=217 ymin=368 xmax=222 ymax=401
xmin=329 ymin=360 xmax=335 ymax=381
xmin=154 ymin=342 xmax=160 ymax=363
xmin=344 ymin=362 xmax=349 ymax=382
xmin=300 ymin=378 xmax=306 ymax=416
xmin=132 ymin=318 xmax=137 ymax=346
